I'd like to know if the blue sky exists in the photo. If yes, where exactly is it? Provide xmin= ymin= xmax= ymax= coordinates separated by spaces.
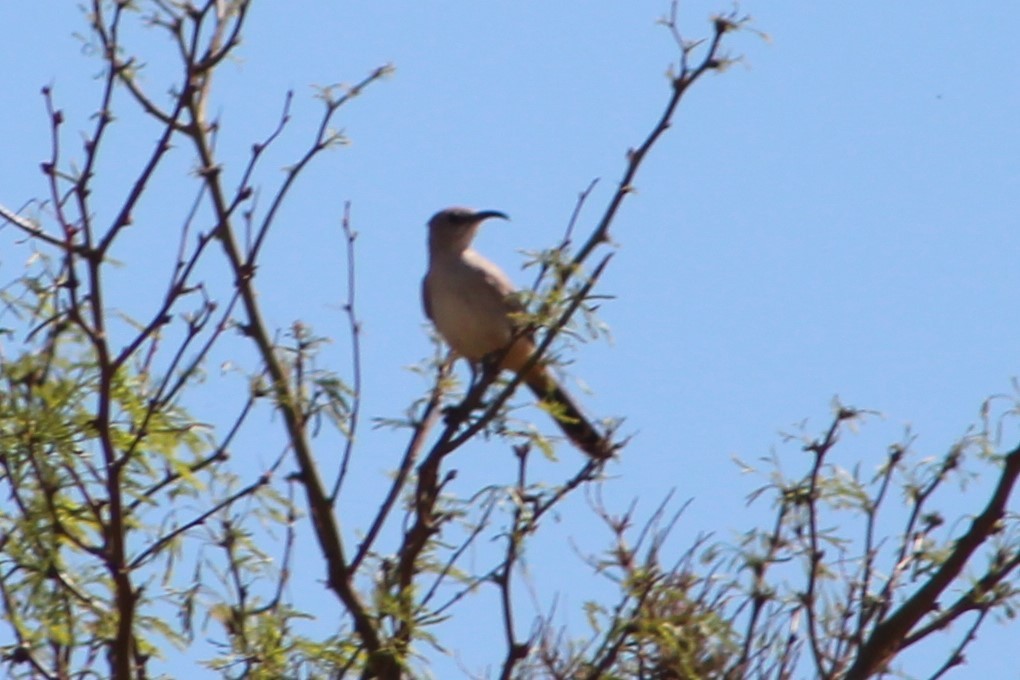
xmin=2 ymin=1 xmax=1019 ymax=677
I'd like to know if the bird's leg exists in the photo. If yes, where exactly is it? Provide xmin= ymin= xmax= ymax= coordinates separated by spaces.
xmin=467 ymin=359 xmax=481 ymax=390
xmin=443 ymin=359 xmax=485 ymax=427
xmin=443 ymin=354 xmax=502 ymax=428
xmin=478 ymin=351 xmax=503 ymax=387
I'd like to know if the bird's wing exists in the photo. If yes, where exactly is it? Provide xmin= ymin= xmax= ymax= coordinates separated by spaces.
xmin=421 ymin=276 xmax=433 ymax=320
xmin=465 ymin=252 xmax=534 ymax=339
xmin=463 ymin=250 xmax=520 ymax=305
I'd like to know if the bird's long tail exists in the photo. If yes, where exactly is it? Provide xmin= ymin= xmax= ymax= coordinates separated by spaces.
xmin=524 ymin=368 xmax=612 ymax=460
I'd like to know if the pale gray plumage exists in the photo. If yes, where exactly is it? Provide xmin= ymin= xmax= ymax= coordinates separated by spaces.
xmin=422 ymin=207 xmax=611 ymax=459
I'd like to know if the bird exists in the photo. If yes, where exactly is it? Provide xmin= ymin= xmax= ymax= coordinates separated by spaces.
xmin=422 ymin=207 xmax=612 ymax=459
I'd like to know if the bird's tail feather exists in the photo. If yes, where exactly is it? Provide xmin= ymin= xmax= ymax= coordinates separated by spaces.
xmin=525 ymin=369 xmax=612 ymax=460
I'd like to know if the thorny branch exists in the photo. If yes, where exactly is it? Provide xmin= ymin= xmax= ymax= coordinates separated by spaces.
xmin=0 ymin=3 xmax=769 ymax=679
xmin=376 ymin=7 xmax=747 ymax=678
xmin=723 ymin=400 xmax=1020 ymax=680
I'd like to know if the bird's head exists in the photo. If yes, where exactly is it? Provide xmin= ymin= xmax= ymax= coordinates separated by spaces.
xmin=427 ymin=207 xmax=509 ymax=254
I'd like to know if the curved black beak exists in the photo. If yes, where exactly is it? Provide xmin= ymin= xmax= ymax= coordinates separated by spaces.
xmin=473 ymin=210 xmax=509 ymax=222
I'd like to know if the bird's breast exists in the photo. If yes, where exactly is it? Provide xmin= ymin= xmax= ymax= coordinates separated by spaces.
xmin=425 ymin=261 xmax=515 ymax=361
